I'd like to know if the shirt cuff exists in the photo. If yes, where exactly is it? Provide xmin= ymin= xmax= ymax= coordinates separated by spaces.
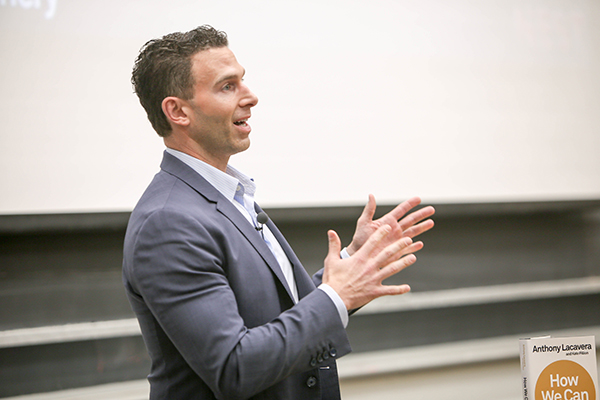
xmin=340 ymin=247 xmax=350 ymax=259
xmin=318 ymin=283 xmax=348 ymax=328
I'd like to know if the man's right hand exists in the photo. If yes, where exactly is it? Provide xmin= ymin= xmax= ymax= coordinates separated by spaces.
xmin=322 ymin=225 xmax=421 ymax=311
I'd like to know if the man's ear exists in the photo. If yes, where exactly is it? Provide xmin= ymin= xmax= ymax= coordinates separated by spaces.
xmin=161 ymin=96 xmax=191 ymax=127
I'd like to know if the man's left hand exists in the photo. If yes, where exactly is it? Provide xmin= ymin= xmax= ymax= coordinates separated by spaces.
xmin=346 ymin=195 xmax=435 ymax=257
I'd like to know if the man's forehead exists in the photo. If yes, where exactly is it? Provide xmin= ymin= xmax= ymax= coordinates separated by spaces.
xmin=192 ymin=47 xmax=244 ymax=83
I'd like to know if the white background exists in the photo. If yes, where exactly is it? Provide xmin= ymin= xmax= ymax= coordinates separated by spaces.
xmin=1 ymin=0 xmax=599 ymax=214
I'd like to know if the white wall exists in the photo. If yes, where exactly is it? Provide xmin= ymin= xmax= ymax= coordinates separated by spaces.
xmin=1 ymin=0 xmax=599 ymax=214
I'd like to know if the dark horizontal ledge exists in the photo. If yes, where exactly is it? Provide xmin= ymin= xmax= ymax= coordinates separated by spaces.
xmin=1 ymin=199 xmax=599 ymax=234
xmin=0 ymin=212 xmax=131 ymax=235
xmin=266 ymin=199 xmax=600 ymax=223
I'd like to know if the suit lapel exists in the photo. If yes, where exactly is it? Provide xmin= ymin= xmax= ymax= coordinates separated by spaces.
xmin=160 ymin=151 xmax=300 ymax=303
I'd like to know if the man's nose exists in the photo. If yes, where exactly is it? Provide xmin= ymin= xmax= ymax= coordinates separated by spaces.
xmin=240 ymin=84 xmax=259 ymax=108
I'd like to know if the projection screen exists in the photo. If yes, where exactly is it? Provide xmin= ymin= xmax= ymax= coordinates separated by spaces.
xmin=1 ymin=0 xmax=599 ymax=214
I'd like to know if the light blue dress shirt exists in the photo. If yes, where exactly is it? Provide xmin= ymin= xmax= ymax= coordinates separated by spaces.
xmin=165 ymin=148 xmax=348 ymax=327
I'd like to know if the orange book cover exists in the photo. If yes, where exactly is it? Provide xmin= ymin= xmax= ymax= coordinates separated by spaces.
xmin=520 ymin=335 xmax=598 ymax=400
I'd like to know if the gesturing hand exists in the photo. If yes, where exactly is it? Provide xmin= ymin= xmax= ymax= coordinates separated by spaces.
xmin=323 ymin=225 xmax=418 ymax=311
xmin=346 ymin=195 xmax=435 ymax=256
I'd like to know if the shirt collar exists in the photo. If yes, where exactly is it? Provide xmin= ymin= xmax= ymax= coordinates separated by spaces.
xmin=165 ymin=148 xmax=256 ymax=203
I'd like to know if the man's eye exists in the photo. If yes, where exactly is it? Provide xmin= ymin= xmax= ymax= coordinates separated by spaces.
xmin=223 ymin=83 xmax=234 ymax=91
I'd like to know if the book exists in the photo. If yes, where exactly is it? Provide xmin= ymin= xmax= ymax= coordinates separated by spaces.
xmin=520 ymin=335 xmax=598 ymax=400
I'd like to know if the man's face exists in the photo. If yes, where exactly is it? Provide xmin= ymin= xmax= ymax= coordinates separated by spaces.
xmin=185 ymin=47 xmax=258 ymax=165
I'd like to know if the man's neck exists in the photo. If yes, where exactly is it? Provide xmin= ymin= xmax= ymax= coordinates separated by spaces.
xmin=163 ymin=137 xmax=229 ymax=172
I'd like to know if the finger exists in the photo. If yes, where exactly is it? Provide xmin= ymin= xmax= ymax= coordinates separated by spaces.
xmin=400 ymin=241 xmax=424 ymax=256
xmin=398 ymin=205 xmax=435 ymax=230
xmin=357 ymin=224 xmax=392 ymax=258
xmin=326 ymin=230 xmax=342 ymax=260
xmin=372 ymin=236 xmax=413 ymax=266
xmin=383 ymin=196 xmax=422 ymax=222
xmin=379 ymin=241 xmax=423 ymax=263
xmin=377 ymin=283 xmax=412 ymax=297
xmin=403 ymin=219 xmax=435 ymax=239
xmin=378 ymin=253 xmax=417 ymax=281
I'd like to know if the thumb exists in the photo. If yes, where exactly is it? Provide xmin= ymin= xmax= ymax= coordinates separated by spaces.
xmin=326 ymin=230 xmax=342 ymax=260
xmin=358 ymin=194 xmax=377 ymax=222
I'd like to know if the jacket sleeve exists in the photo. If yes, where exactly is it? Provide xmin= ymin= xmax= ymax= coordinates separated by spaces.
xmin=128 ymin=208 xmax=351 ymax=400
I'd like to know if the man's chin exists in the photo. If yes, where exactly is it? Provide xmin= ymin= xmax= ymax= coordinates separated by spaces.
xmin=230 ymin=139 xmax=251 ymax=156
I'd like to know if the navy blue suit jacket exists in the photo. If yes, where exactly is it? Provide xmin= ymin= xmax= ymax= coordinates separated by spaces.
xmin=123 ymin=152 xmax=351 ymax=400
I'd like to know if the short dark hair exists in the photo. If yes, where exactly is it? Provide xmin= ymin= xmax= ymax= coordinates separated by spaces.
xmin=131 ymin=25 xmax=229 ymax=137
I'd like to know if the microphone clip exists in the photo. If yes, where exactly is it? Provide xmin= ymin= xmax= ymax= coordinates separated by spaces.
xmin=255 ymin=211 xmax=269 ymax=236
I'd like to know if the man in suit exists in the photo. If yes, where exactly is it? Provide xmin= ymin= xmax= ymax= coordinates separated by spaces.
xmin=123 ymin=25 xmax=435 ymax=400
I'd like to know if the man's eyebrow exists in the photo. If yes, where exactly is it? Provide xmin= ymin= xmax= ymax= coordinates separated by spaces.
xmin=215 ymin=69 xmax=246 ymax=86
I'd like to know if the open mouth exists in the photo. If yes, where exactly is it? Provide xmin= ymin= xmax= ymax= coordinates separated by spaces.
xmin=233 ymin=119 xmax=248 ymax=126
